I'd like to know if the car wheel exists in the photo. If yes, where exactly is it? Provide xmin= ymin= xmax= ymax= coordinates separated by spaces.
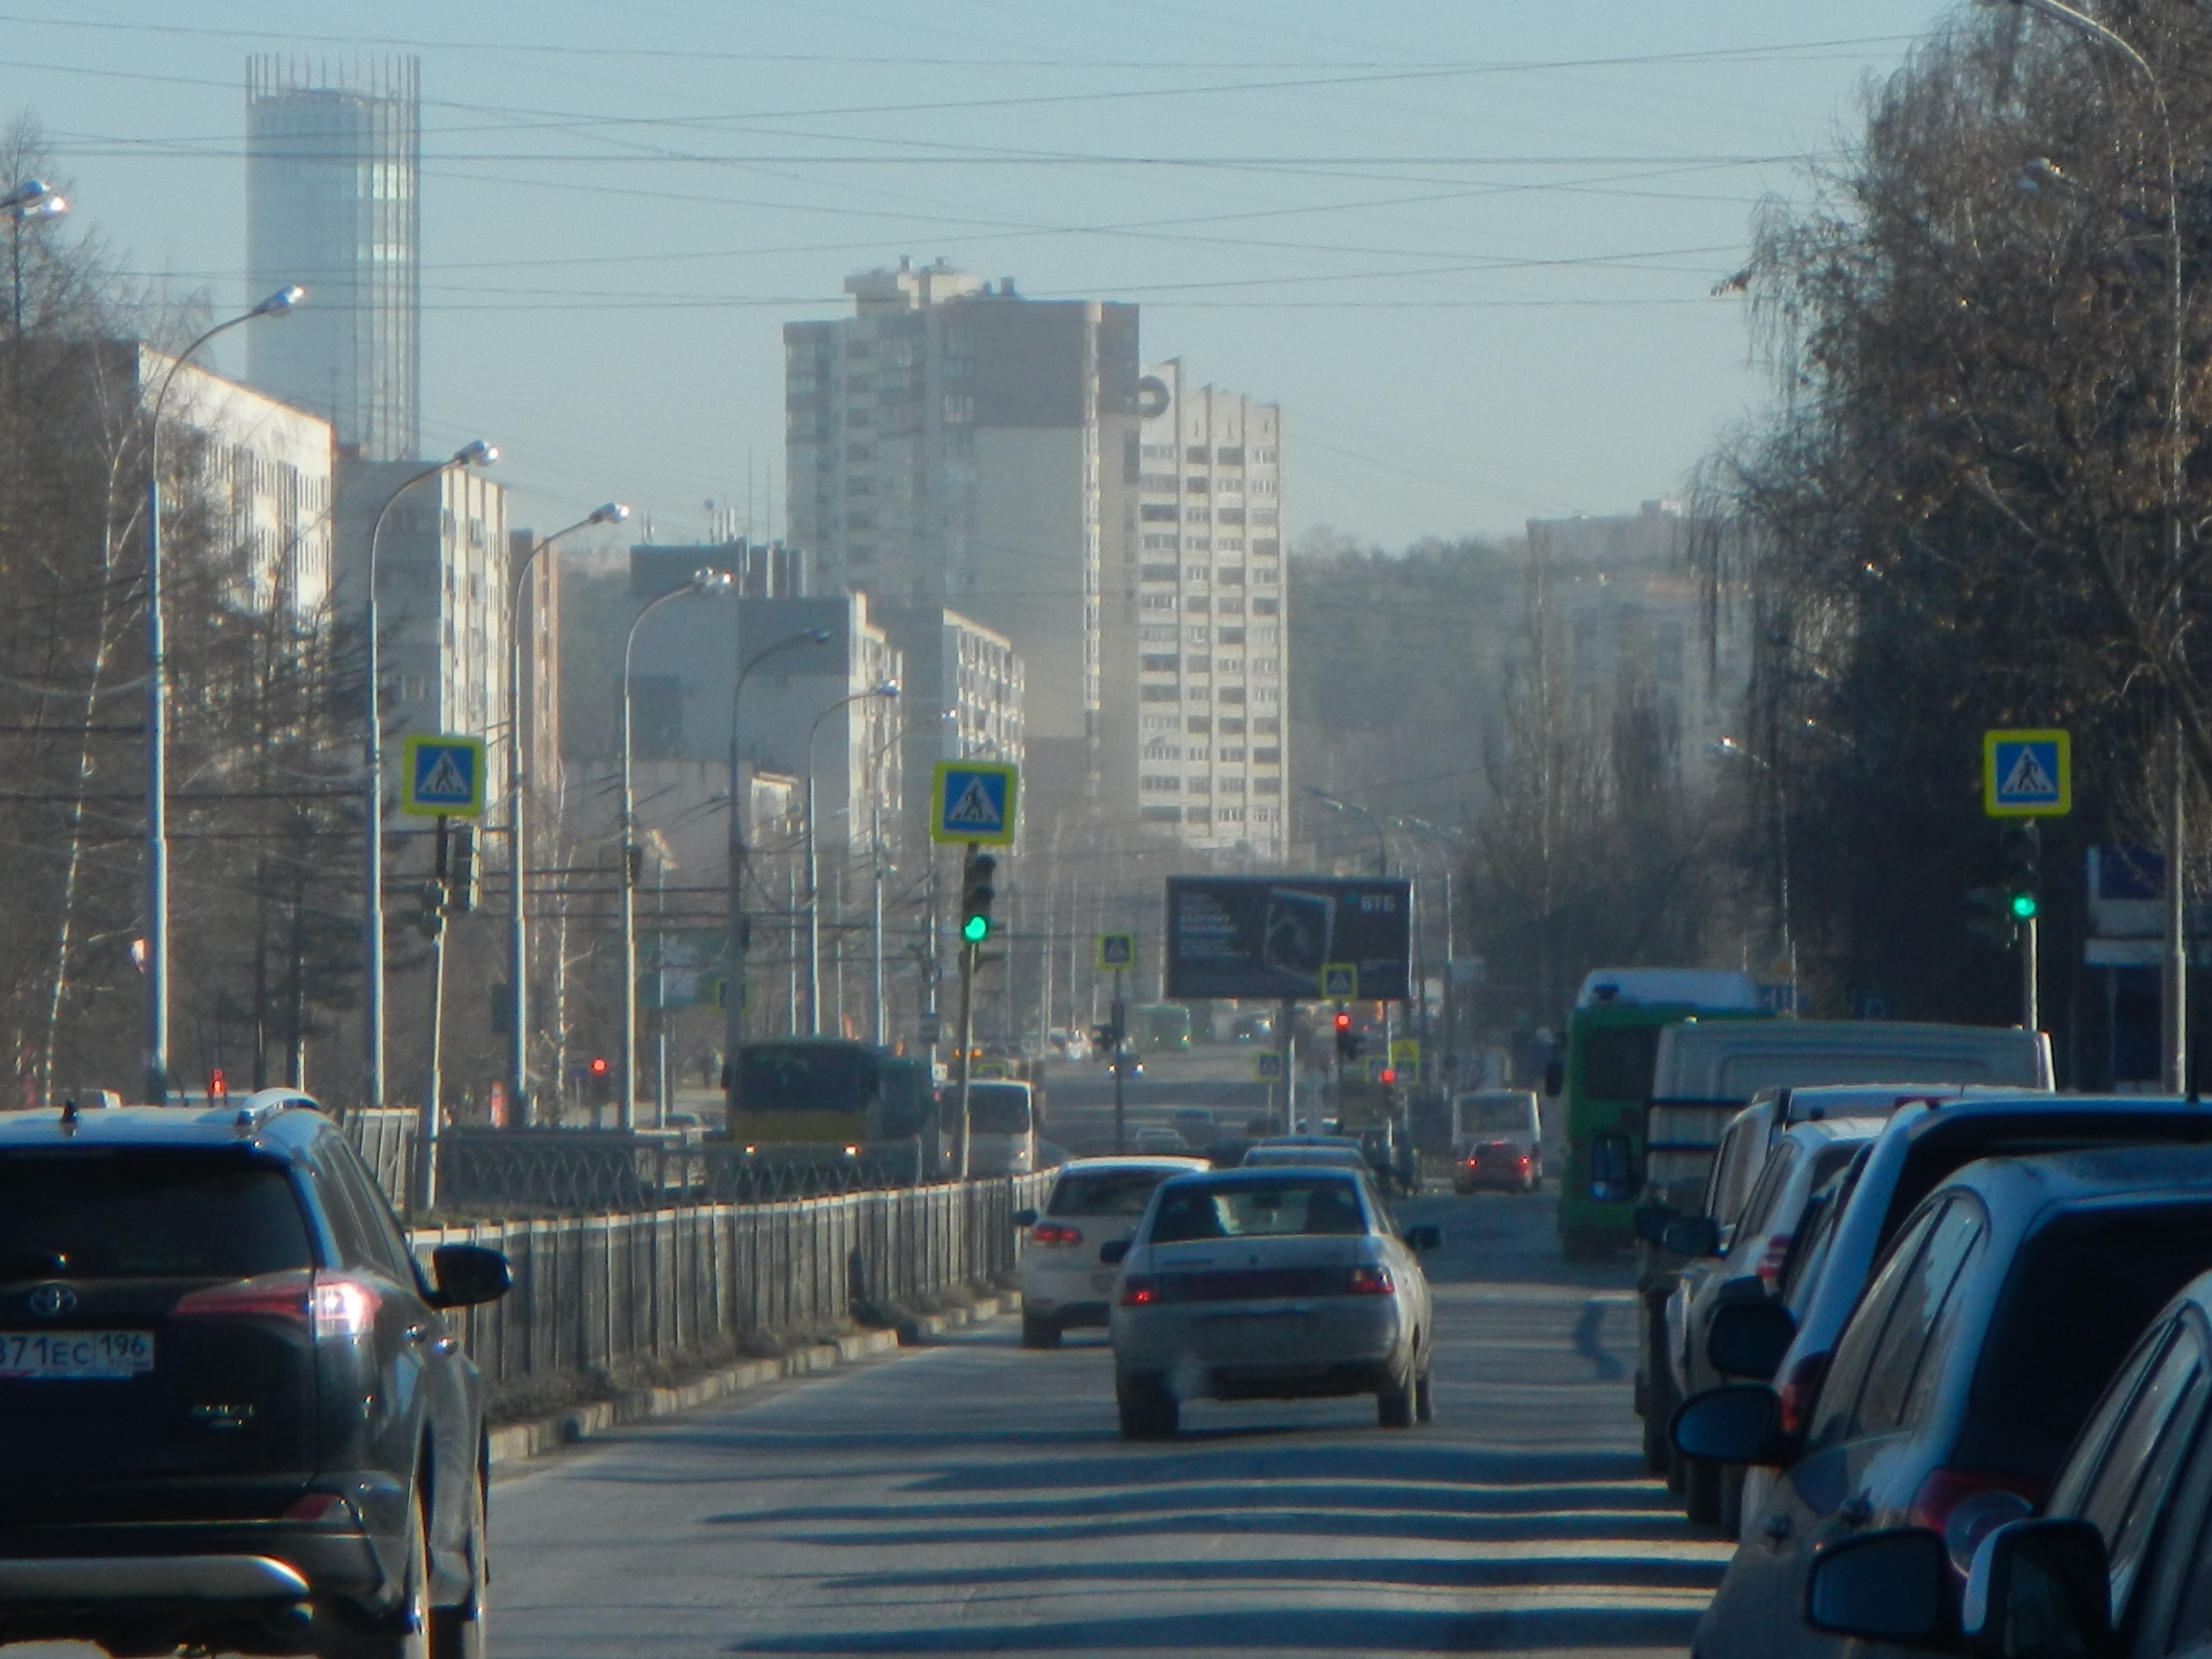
xmin=317 ymin=1488 xmax=430 ymax=1659
xmin=430 ymin=1471 xmax=488 ymax=1659
xmin=1116 ymin=1376 xmax=1178 ymax=1439
xmin=1376 ymin=1371 xmax=1416 ymax=1430
xmin=1020 ymin=1314 xmax=1061 ymax=1350
xmin=1683 ymin=1450 xmax=1721 ymax=1525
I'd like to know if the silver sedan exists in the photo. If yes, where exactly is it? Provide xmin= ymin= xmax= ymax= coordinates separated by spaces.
xmin=1104 ymin=1166 xmax=1440 ymax=1437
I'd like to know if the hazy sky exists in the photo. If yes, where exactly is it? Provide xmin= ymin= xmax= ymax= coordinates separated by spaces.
xmin=0 ymin=1 xmax=1948 ymax=550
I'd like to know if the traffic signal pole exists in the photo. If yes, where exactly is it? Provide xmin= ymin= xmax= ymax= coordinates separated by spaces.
xmin=954 ymin=844 xmax=979 ymax=1180
xmin=2023 ymin=914 xmax=2040 ymax=1033
xmin=1110 ymin=967 xmax=1127 ymax=1155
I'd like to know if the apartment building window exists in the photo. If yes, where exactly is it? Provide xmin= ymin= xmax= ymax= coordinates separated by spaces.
xmin=1254 ymin=777 xmax=1282 ymax=794
xmin=1217 ymin=597 xmax=1244 ymax=614
xmin=1254 ymin=541 xmax=1280 ymax=559
xmin=1219 ymin=687 xmax=1246 ymax=704
xmin=1140 ymin=686 xmax=1178 ymax=702
xmin=1253 ymin=509 xmax=1278 ymax=526
xmin=1185 ymin=476 xmax=1208 ymax=494
xmin=846 ymin=444 xmax=872 ymax=462
xmin=1251 ymin=477 xmax=1277 ymax=494
xmin=1141 ymin=654 xmax=1178 ymax=673
xmin=1184 ymin=536 xmax=1211 ymax=553
xmin=400 ymin=675 xmax=428 ymax=702
xmin=1254 ymin=716 xmax=1280 ymax=734
xmin=1218 ymin=627 xmax=1246 ymax=646
xmin=1142 ymin=534 xmax=1177 ymax=551
xmin=1140 ymin=505 xmax=1178 ymax=522
xmin=1218 ymin=807 xmax=1245 ymax=822
xmin=1143 ymin=805 xmax=1181 ymax=824
xmin=1255 ymin=747 xmax=1281 ymax=765
xmin=1253 ymin=657 xmax=1277 ymax=673
xmin=1253 ymin=687 xmax=1278 ymax=704
xmin=1186 ymin=445 xmax=1209 ymax=463
xmin=1253 ymin=447 xmax=1277 ymax=464
xmin=1140 ymin=624 xmax=1177 ymax=642
xmin=1219 ymin=717 xmax=1245 ymax=734
xmin=1140 ymin=595 xmax=1177 ymax=611
xmin=1140 ymin=473 xmax=1179 ymax=492
xmin=1217 ymin=508 xmax=1245 ymax=526
xmin=1142 ymin=742 xmax=1181 ymax=760
xmin=1141 ymin=713 xmax=1179 ymax=731
xmin=1185 ymin=656 xmax=1211 ymax=674
xmin=1218 ymin=566 xmax=1245 ymax=585
xmin=1140 ymin=775 xmax=1181 ymax=792
xmin=1184 ymin=564 xmax=1209 ymax=582
xmin=1142 ymin=443 xmax=1177 ymax=461
xmin=1252 ymin=807 xmax=1277 ymax=824
xmin=1252 ymin=597 xmax=1279 ymax=615
xmin=1183 ymin=506 xmax=1208 ymax=523
xmin=1218 ymin=537 xmax=1245 ymax=552
xmin=1217 ymin=657 xmax=1242 ymax=674
xmin=1187 ymin=685 xmax=1209 ymax=701
xmin=1186 ymin=805 xmax=1210 ymax=823
xmin=1187 ymin=717 xmax=1211 ymax=733
xmin=1216 ymin=446 xmax=1244 ymax=466
xmin=1253 ymin=626 xmax=1278 ymax=645
xmin=1141 ymin=563 xmax=1178 ymax=582
xmin=1221 ymin=746 xmax=1247 ymax=762
xmin=1188 ymin=775 xmax=1212 ymax=793
xmin=1187 ymin=596 xmax=1210 ymax=612
xmin=1187 ymin=745 xmax=1209 ymax=762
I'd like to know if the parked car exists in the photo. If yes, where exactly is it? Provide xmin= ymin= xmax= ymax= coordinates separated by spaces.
xmin=1170 ymin=1107 xmax=1216 ymax=1145
xmin=1131 ymin=1126 xmax=1190 ymax=1156
xmin=1660 ymin=1113 xmax=1886 ymax=1529
xmin=1013 ymin=1155 xmax=1205 ymax=1349
xmin=1105 ymin=1167 xmax=1440 ymax=1436
xmin=1452 ymin=1089 xmax=1544 ymax=1193
xmin=1803 ymin=1259 xmax=2212 ymax=1659
xmin=1241 ymin=1137 xmax=1371 ymax=1173
xmin=1673 ymin=1143 xmax=2212 ymax=1659
xmin=0 ymin=1093 xmax=512 ymax=1659
xmin=1201 ymin=1137 xmax=1256 ymax=1170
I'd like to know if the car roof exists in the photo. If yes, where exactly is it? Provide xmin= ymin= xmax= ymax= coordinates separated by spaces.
xmin=1773 ymin=1115 xmax=1887 ymax=1150
xmin=1260 ymin=1134 xmax=1362 ymax=1147
xmin=1939 ymin=1142 xmax=2212 ymax=1211
xmin=0 ymin=1094 xmax=331 ymax=1155
xmin=1055 ymin=1155 xmax=1207 ymax=1173
xmin=1160 ymin=1164 xmax=1370 ymax=1187
xmin=1771 ymin=1082 xmax=1997 ymax=1120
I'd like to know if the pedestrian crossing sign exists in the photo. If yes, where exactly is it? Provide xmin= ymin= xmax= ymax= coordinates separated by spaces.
xmin=1255 ymin=1052 xmax=1284 ymax=1082
xmin=1984 ymin=729 xmax=2071 ymax=818
xmin=401 ymin=734 xmax=486 ymax=818
xmin=1097 ymin=932 xmax=1136 ymax=971
xmin=930 ymin=760 xmax=1019 ymax=845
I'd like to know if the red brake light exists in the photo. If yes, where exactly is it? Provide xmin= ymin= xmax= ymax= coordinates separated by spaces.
xmin=279 ymin=1492 xmax=353 ymax=1524
xmin=1908 ymin=1467 xmax=2044 ymax=1573
xmin=1756 ymin=1232 xmax=1793 ymax=1283
xmin=1346 ymin=1264 xmax=1395 ymax=1296
xmin=1517 ymin=1155 xmax=1532 ymax=1168
xmin=172 ymin=1271 xmax=380 ymax=1340
xmin=1119 ymin=1276 xmax=1158 ymax=1306
xmin=1030 ymin=1222 xmax=1083 ymax=1247
xmin=1777 ymin=1350 xmax=1830 ymax=1438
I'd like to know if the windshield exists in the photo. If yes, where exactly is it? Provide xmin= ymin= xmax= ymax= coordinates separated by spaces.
xmin=1149 ymin=1178 xmax=1370 ymax=1241
xmin=738 ymin=1043 xmax=878 ymax=1115
xmin=0 ymin=1151 xmax=313 ymax=1280
xmin=1580 ymin=1026 xmax=1663 ymax=1102
xmin=1049 ymin=1168 xmax=1181 ymax=1216
xmin=967 ymin=1084 xmax=1032 ymax=1135
xmin=1462 ymin=1097 xmax=1535 ymax=1135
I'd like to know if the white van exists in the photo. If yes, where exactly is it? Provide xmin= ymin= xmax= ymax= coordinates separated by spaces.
xmin=1452 ymin=1090 xmax=1544 ymax=1193
xmin=963 ymin=1081 xmax=1037 ymax=1176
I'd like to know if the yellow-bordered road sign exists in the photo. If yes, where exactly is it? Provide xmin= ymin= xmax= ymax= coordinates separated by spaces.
xmin=1097 ymin=932 xmax=1136 ymax=971
xmin=1321 ymin=962 xmax=1358 ymax=999
xmin=931 ymin=760 xmax=1019 ymax=845
xmin=402 ymin=734 xmax=486 ymax=818
xmin=1984 ymin=729 xmax=2071 ymax=817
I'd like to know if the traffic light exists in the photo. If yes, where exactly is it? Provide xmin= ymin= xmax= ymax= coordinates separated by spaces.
xmin=960 ymin=850 xmax=997 ymax=946
xmin=1965 ymin=887 xmax=2018 ymax=948
xmin=2004 ymin=821 xmax=2043 ymax=924
xmin=1334 ymin=1010 xmax=1361 ymax=1060
xmin=588 ymin=1056 xmax=611 ymax=1102
xmin=448 ymin=824 xmax=479 ymax=914
xmin=208 ymin=1067 xmax=226 ymax=1100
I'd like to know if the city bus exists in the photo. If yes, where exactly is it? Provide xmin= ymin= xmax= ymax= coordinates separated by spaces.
xmin=728 ymin=1039 xmax=888 ymax=1154
xmin=1554 ymin=969 xmax=1765 ymax=1259
xmin=1129 ymin=1003 xmax=1192 ymax=1053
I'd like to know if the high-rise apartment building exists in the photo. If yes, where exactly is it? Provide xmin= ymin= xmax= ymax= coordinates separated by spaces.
xmin=246 ymin=57 xmax=421 ymax=461
xmin=1120 ymin=362 xmax=1288 ymax=858
xmin=784 ymin=260 xmax=1137 ymax=825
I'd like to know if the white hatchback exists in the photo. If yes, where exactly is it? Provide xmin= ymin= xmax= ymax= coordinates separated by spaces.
xmin=1013 ymin=1156 xmax=1206 ymax=1348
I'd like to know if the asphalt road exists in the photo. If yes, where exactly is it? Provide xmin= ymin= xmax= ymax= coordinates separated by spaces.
xmin=482 ymin=1188 xmax=1729 ymax=1658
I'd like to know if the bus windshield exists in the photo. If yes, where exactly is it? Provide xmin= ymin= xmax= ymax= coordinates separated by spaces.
xmin=1462 ymin=1097 xmax=1536 ymax=1136
xmin=737 ymin=1043 xmax=878 ymax=1115
xmin=966 ymin=1084 xmax=1033 ymax=1135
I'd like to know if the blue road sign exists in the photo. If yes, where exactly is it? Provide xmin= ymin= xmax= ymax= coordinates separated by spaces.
xmin=402 ymin=733 xmax=486 ymax=818
xmin=1984 ymin=729 xmax=2071 ymax=817
xmin=931 ymin=760 xmax=1019 ymax=845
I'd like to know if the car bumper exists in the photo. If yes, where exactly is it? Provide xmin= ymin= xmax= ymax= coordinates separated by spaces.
xmin=1020 ymin=1253 xmax=1121 ymax=1316
xmin=1111 ymin=1299 xmax=1407 ymax=1395
xmin=0 ymin=1520 xmax=391 ymax=1620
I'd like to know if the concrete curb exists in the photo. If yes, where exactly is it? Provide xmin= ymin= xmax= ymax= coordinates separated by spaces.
xmin=485 ymin=1293 xmax=1010 ymax=1467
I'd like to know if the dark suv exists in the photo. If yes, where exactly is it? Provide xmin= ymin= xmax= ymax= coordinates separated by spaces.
xmin=0 ymin=1092 xmax=511 ymax=1658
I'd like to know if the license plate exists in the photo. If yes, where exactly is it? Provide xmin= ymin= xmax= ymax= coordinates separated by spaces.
xmin=0 ymin=1331 xmax=155 ymax=1379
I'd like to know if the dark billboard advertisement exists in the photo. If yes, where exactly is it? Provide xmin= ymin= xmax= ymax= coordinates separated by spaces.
xmin=1164 ymin=877 xmax=1414 ymax=1002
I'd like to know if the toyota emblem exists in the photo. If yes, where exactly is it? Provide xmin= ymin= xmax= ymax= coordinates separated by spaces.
xmin=27 ymin=1285 xmax=75 ymax=1319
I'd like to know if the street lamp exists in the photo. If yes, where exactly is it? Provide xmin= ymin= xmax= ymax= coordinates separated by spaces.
xmin=504 ymin=501 xmax=628 ymax=1126
xmin=2008 ymin=0 xmax=2187 ymax=1085
xmin=142 ymin=281 xmax=305 ymax=1103
xmin=361 ymin=439 xmax=496 ymax=1114
xmin=3 ymin=179 xmax=68 ymax=336
xmin=723 ymin=628 xmax=833 ymax=1079
xmin=621 ymin=568 xmax=733 ymax=1127
xmin=805 ymin=681 xmax=899 ymax=1035
xmin=1713 ymin=736 xmax=1796 ymax=1011
xmin=1307 ymin=786 xmax=1389 ymax=877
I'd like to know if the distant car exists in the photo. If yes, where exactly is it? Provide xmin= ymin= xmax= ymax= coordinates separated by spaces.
xmin=1012 ymin=1155 xmax=1205 ymax=1348
xmin=1169 ymin=1107 xmax=1214 ymax=1143
xmin=0 ymin=1094 xmax=513 ymax=1659
xmin=1452 ymin=1089 xmax=1544 ymax=1193
xmin=1131 ymin=1127 xmax=1189 ymax=1156
xmin=1106 ymin=1166 xmax=1440 ymax=1437
xmin=1231 ymin=1012 xmax=1274 ymax=1042
xmin=1675 ymin=1143 xmax=2212 ymax=1659
xmin=1201 ymin=1137 xmax=1256 ymax=1170
xmin=1804 ymin=1259 xmax=2212 ymax=1659
xmin=1108 ymin=1047 xmax=1144 ymax=1081
xmin=1241 ymin=1142 xmax=1370 ymax=1173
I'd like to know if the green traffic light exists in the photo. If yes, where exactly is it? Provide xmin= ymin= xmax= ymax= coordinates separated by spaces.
xmin=962 ymin=915 xmax=989 ymax=944
xmin=2009 ymin=892 xmax=2038 ymax=921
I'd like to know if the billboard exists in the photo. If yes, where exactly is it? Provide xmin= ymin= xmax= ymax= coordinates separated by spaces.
xmin=1164 ymin=877 xmax=1414 ymax=1001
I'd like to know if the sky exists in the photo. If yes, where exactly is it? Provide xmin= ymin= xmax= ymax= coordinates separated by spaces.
xmin=0 ymin=0 xmax=1951 ymax=552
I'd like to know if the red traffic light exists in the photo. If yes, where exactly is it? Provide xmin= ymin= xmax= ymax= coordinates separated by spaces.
xmin=589 ymin=1057 xmax=610 ymax=1077
xmin=1379 ymin=1068 xmax=1398 ymax=1085
xmin=208 ymin=1068 xmax=226 ymax=1099
xmin=1334 ymin=1012 xmax=1352 ymax=1032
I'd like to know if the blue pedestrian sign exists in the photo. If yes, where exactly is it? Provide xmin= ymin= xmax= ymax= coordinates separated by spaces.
xmin=1984 ymin=729 xmax=2071 ymax=818
xmin=402 ymin=733 xmax=486 ymax=818
xmin=930 ymin=760 xmax=1019 ymax=846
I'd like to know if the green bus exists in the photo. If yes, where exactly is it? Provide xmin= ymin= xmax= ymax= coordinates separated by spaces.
xmin=1554 ymin=969 xmax=1765 ymax=1259
xmin=1129 ymin=1003 xmax=1192 ymax=1053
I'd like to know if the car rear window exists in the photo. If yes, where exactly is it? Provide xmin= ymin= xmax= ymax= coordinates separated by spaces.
xmin=1962 ymin=1206 xmax=2212 ymax=1474
xmin=1049 ymin=1169 xmax=1179 ymax=1216
xmin=1150 ymin=1178 xmax=1369 ymax=1241
xmin=966 ymin=1085 xmax=1031 ymax=1133
xmin=0 ymin=1151 xmax=313 ymax=1280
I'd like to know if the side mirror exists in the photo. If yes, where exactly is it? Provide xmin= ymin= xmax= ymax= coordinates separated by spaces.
xmin=429 ymin=1244 xmax=512 ymax=1309
xmin=1663 ymin=1215 xmax=1722 ymax=1257
xmin=1011 ymin=1208 xmax=1038 ymax=1229
xmin=1962 ymin=1519 xmax=2113 ymax=1659
xmin=1099 ymin=1239 xmax=1131 ymax=1266
xmin=1805 ymin=1527 xmax=1955 ymax=1647
xmin=1634 ymin=1204 xmax=1680 ymax=1246
xmin=1671 ymin=1384 xmax=1787 ymax=1466
xmin=1708 ymin=1299 xmax=1798 ymax=1381
xmin=1404 ymin=1225 xmax=1442 ymax=1252
xmin=1542 ymin=1059 xmax=1564 ymax=1097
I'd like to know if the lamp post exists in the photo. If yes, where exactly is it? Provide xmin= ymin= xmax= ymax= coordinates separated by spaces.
xmin=805 ymin=682 xmax=900 ymax=1035
xmin=2009 ymin=0 xmax=2186 ymax=1084
xmin=143 ymin=282 xmax=305 ymax=1103
xmin=1714 ymin=736 xmax=1796 ymax=1012
xmin=621 ymin=569 xmax=733 ymax=1127
xmin=2 ymin=179 xmax=68 ymax=336
xmin=1308 ymin=786 xmax=1389 ymax=877
xmin=722 ymin=628 xmax=833 ymax=1093
xmin=362 ymin=440 xmax=496 ymax=1114
xmin=504 ymin=502 xmax=628 ymax=1126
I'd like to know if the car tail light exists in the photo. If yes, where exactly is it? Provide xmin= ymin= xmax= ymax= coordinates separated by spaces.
xmin=1517 ymin=1155 xmax=1532 ymax=1169
xmin=1776 ymin=1350 xmax=1830 ymax=1437
xmin=1464 ymin=1154 xmax=1481 ymax=1168
xmin=1908 ymin=1467 xmax=2044 ymax=1573
xmin=1119 ymin=1276 xmax=1158 ymax=1306
xmin=1755 ymin=1232 xmax=1793 ymax=1283
xmin=1030 ymin=1222 xmax=1083 ymax=1247
xmin=1346 ymin=1265 xmax=1395 ymax=1296
xmin=279 ymin=1492 xmax=353 ymax=1524
xmin=174 ymin=1271 xmax=380 ymax=1341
